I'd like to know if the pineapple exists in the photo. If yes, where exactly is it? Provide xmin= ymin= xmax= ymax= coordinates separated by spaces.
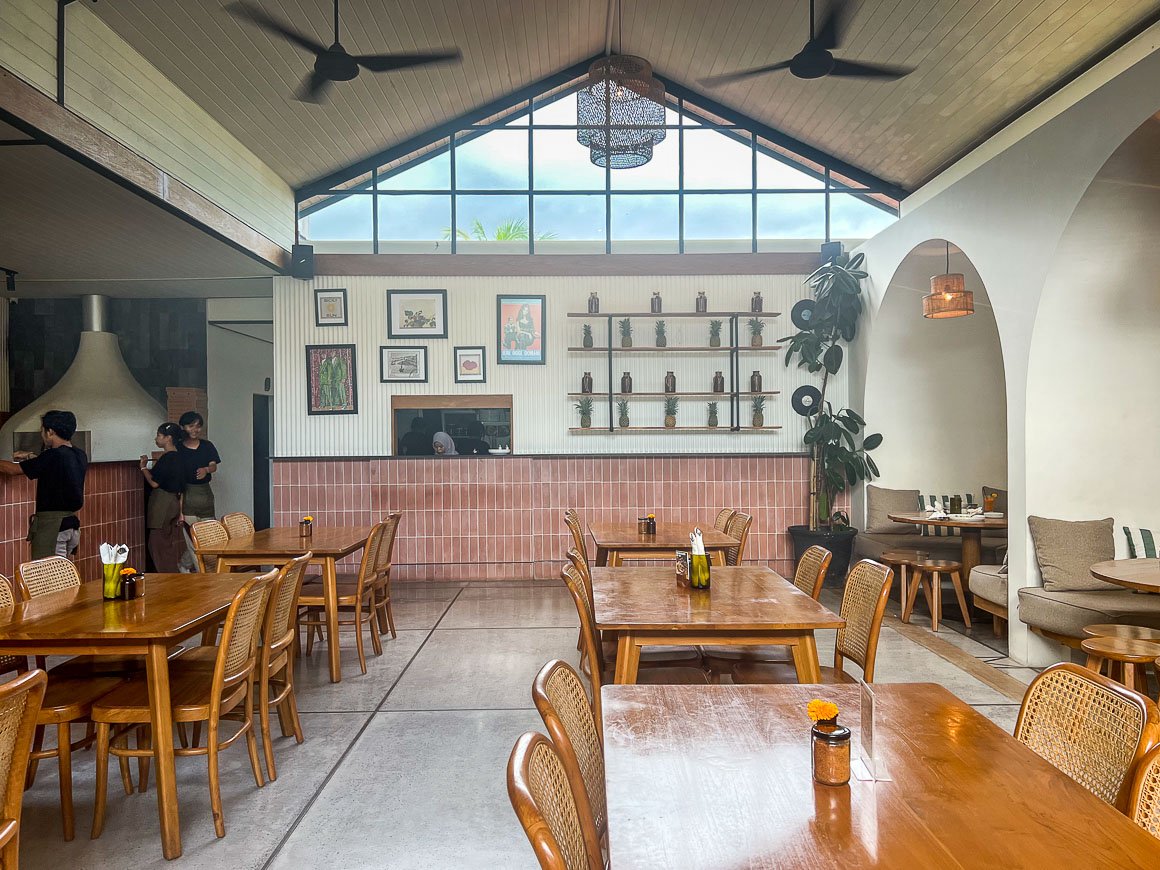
xmin=664 ymin=396 xmax=679 ymax=429
xmin=618 ymin=318 xmax=633 ymax=348
xmin=617 ymin=399 xmax=630 ymax=429
xmin=751 ymin=394 xmax=766 ymax=428
xmin=575 ymin=397 xmax=594 ymax=429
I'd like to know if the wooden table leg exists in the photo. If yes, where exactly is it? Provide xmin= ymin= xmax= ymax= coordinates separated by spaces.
xmin=960 ymin=528 xmax=982 ymax=581
xmin=613 ymin=633 xmax=641 ymax=684
xmin=323 ymin=558 xmax=342 ymax=683
xmin=710 ymin=550 xmax=726 ymax=567
xmin=790 ymin=633 xmax=822 ymax=683
xmin=146 ymin=641 xmax=181 ymax=859
xmin=595 ymin=547 xmax=609 ymax=567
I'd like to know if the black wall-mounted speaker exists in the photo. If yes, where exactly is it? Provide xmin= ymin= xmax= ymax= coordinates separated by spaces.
xmin=290 ymin=244 xmax=314 ymax=280
xmin=820 ymin=240 xmax=844 ymax=264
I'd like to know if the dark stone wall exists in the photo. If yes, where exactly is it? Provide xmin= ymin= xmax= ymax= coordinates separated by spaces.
xmin=8 ymin=298 xmax=206 ymax=413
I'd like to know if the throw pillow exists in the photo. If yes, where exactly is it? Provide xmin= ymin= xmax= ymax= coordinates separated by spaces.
xmin=917 ymin=493 xmax=975 ymax=537
xmin=1028 ymin=516 xmax=1115 ymax=592
xmin=864 ymin=486 xmax=921 ymax=534
xmin=982 ymin=485 xmax=1008 ymax=514
xmin=1124 ymin=527 xmax=1157 ymax=559
xmin=998 ymin=550 xmax=1008 ymax=576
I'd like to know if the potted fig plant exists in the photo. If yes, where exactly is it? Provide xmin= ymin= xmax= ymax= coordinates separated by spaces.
xmin=575 ymin=397 xmax=594 ymax=429
xmin=709 ymin=319 xmax=723 ymax=348
xmin=655 ymin=320 xmax=667 ymax=348
xmin=707 ymin=401 xmax=718 ymax=428
xmin=617 ymin=399 xmax=630 ymax=429
xmin=748 ymin=317 xmax=764 ymax=347
xmin=781 ymin=250 xmax=883 ymax=584
xmin=751 ymin=395 xmax=765 ymax=428
xmin=619 ymin=318 xmax=633 ymax=348
xmin=663 ymin=396 xmax=678 ymax=429
xmin=582 ymin=323 xmax=594 ymax=349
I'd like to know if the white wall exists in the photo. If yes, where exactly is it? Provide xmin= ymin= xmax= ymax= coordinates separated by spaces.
xmin=0 ymin=0 xmax=294 ymax=249
xmin=272 ymin=274 xmax=846 ymax=457
xmin=207 ymin=298 xmax=273 ymax=518
xmin=864 ymin=241 xmax=1007 ymax=495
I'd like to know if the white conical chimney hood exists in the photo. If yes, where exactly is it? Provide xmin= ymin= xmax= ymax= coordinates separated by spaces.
xmin=0 ymin=295 xmax=166 ymax=461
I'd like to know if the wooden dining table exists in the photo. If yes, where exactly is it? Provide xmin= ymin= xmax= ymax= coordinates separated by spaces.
xmin=591 ymin=565 xmax=844 ymax=683
xmin=602 ymin=682 xmax=1160 ymax=868
xmin=1091 ymin=559 xmax=1160 ymax=593
xmin=195 ymin=525 xmax=372 ymax=683
xmin=588 ymin=521 xmax=735 ymax=567
xmin=887 ymin=511 xmax=1008 ymax=579
xmin=0 ymin=573 xmax=254 ymax=860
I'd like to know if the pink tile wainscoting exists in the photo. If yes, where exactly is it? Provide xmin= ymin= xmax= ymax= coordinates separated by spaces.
xmin=273 ymin=455 xmax=810 ymax=581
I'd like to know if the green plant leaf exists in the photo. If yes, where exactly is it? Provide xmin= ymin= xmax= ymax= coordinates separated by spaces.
xmin=866 ymin=455 xmax=880 ymax=477
xmin=823 ymin=344 xmax=843 ymax=374
xmin=863 ymin=432 xmax=883 ymax=450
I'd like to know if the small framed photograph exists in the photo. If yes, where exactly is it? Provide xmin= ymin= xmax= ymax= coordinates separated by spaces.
xmin=497 ymin=294 xmax=546 ymax=365
xmin=380 ymin=346 xmax=429 ymax=383
xmin=387 ymin=289 xmax=447 ymax=339
xmin=453 ymin=346 xmax=487 ymax=383
xmin=314 ymin=287 xmax=348 ymax=327
xmin=306 ymin=344 xmax=357 ymax=415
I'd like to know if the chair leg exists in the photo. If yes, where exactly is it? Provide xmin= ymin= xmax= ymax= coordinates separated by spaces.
xmin=902 ymin=569 xmax=922 ymax=623
xmin=354 ymin=606 xmax=368 ymax=675
xmin=25 ymin=725 xmax=44 ymax=788
xmin=207 ymin=720 xmax=225 ymax=838
xmin=368 ymin=599 xmax=383 ymax=657
xmin=244 ymin=685 xmax=265 ymax=790
xmin=57 ymin=722 xmax=74 ymax=841
xmin=949 ymin=571 xmax=971 ymax=629
xmin=259 ymin=673 xmax=277 ymax=782
xmin=992 ymin=614 xmax=1003 ymax=637
xmin=1123 ymin=662 xmax=1140 ymax=693
xmin=384 ymin=597 xmax=397 ymax=640
xmin=1084 ymin=652 xmax=1105 ymax=675
xmin=116 ymin=734 xmax=133 ymax=796
xmin=177 ymin=722 xmax=189 ymax=749
xmin=192 ymin=721 xmax=203 ymax=750
xmin=137 ymin=727 xmax=151 ymax=794
xmin=91 ymin=723 xmax=110 ymax=840
xmin=931 ymin=572 xmax=942 ymax=632
xmin=305 ymin=616 xmax=316 ymax=657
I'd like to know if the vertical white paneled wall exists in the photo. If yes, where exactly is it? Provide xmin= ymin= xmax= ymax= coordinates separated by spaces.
xmin=273 ymin=274 xmax=847 ymax=457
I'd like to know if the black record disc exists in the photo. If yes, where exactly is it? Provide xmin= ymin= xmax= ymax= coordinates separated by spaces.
xmin=791 ymin=385 xmax=822 ymax=417
xmin=791 ymin=299 xmax=815 ymax=330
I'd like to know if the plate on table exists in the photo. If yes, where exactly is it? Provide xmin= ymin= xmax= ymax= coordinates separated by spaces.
xmin=983 ymin=511 xmax=1004 ymax=519
xmin=948 ymin=513 xmax=983 ymax=521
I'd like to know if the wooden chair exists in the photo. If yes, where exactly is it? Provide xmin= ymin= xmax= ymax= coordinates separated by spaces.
xmin=1014 ymin=661 xmax=1160 ymax=811
xmin=368 ymin=512 xmax=402 ymax=639
xmin=564 ymin=510 xmax=590 ymax=571
xmin=190 ymin=519 xmax=229 ymax=572
xmin=723 ymin=511 xmax=753 ymax=566
xmin=299 ymin=522 xmax=387 ymax=675
xmin=507 ymin=731 xmax=602 ymax=870
xmin=0 ymin=578 xmax=27 ymax=679
xmin=221 ymin=512 xmax=256 ymax=539
xmin=0 ymin=669 xmax=47 ymax=869
xmin=1082 ymin=636 xmax=1160 ymax=695
xmin=91 ymin=572 xmax=275 ymax=840
xmin=879 ymin=549 xmax=926 ymax=612
xmin=901 ymin=557 xmax=971 ymax=632
xmin=713 ymin=508 xmax=736 ymax=532
xmin=1129 ymin=736 xmax=1160 ymax=838
xmin=701 ymin=546 xmax=831 ymax=676
xmin=533 ymin=660 xmax=607 ymax=861
xmin=732 ymin=559 xmax=894 ymax=685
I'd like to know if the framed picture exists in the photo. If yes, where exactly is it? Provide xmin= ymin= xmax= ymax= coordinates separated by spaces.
xmin=305 ymin=344 xmax=357 ymax=415
xmin=387 ymin=289 xmax=448 ymax=339
xmin=380 ymin=346 xmax=429 ymax=383
xmin=314 ymin=287 xmax=348 ymax=327
xmin=454 ymin=346 xmax=487 ymax=383
xmin=497 ymin=294 xmax=546 ymax=365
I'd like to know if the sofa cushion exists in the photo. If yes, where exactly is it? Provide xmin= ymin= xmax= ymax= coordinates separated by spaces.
xmin=1123 ymin=526 xmax=1157 ymax=559
xmin=982 ymin=485 xmax=1008 ymax=514
xmin=865 ymin=486 xmax=920 ymax=534
xmin=1027 ymin=516 xmax=1115 ymax=592
xmin=1018 ymin=586 xmax=1160 ymax=638
xmin=969 ymin=565 xmax=1007 ymax=605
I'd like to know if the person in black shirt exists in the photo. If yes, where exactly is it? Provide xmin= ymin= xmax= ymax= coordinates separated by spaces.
xmin=141 ymin=422 xmax=187 ymax=573
xmin=0 ymin=409 xmax=88 ymax=558
xmin=399 ymin=416 xmax=434 ymax=456
xmin=456 ymin=420 xmax=492 ymax=456
xmin=176 ymin=411 xmax=221 ymax=521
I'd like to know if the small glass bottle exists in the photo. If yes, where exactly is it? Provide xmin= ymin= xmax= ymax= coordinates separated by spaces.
xmin=950 ymin=495 xmax=963 ymax=514
xmin=712 ymin=371 xmax=725 ymax=393
xmin=750 ymin=370 xmax=762 ymax=393
xmin=620 ymin=372 xmax=633 ymax=394
xmin=650 ymin=292 xmax=663 ymax=313
xmin=581 ymin=372 xmax=593 ymax=394
xmin=812 ymin=721 xmax=852 ymax=786
xmin=664 ymin=371 xmax=676 ymax=393
xmin=695 ymin=291 xmax=708 ymax=313
xmin=588 ymin=291 xmax=600 ymax=313
xmin=751 ymin=291 xmax=764 ymax=312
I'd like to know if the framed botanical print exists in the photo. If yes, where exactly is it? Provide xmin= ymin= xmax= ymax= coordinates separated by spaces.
xmin=453 ymin=346 xmax=487 ymax=383
xmin=314 ymin=287 xmax=348 ymax=327
xmin=380 ymin=346 xmax=429 ymax=383
xmin=387 ymin=289 xmax=448 ymax=339
xmin=306 ymin=344 xmax=357 ymax=415
xmin=497 ymin=294 xmax=546 ymax=365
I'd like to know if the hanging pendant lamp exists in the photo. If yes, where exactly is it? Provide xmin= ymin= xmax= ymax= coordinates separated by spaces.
xmin=922 ymin=241 xmax=974 ymax=319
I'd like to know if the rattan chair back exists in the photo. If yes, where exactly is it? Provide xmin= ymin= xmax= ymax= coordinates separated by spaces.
xmin=15 ymin=556 xmax=80 ymax=600
xmin=211 ymin=573 xmax=275 ymax=707
xmin=533 ymin=660 xmax=606 ymax=854
xmin=0 ymin=578 xmax=25 ymax=677
xmin=221 ymin=512 xmax=256 ymax=539
xmin=565 ymin=547 xmax=594 ymax=618
xmin=372 ymin=512 xmax=403 ymax=580
xmin=1015 ymin=661 xmax=1160 ymax=811
xmin=561 ymin=563 xmax=604 ymax=722
xmin=0 ymin=577 xmax=14 ymax=610
xmin=508 ymin=731 xmax=602 ymax=870
xmin=351 ymin=521 xmax=389 ymax=599
xmin=793 ymin=545 xmax=832 ymax=599
xmin=265 ymin=553 xmax=312 ymax=659
xmin=1129 ymin=744 xmax=1160 ymax=838
xmin=564 ymin=510 xmax=589 ymax=570
xmin=714 ymin=508 xmax=736 ymax=532
xmin=190 ymin=519 xmax=229 ymax=572
xmin=834 ymin=559 xmax=893 ymax=681
xmin=0 ymin=669 xmax=46 ymax=845
xmin=723 ymin=511 xmax=753 ymax=566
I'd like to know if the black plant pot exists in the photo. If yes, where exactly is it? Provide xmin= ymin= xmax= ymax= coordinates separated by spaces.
xmin=787 ymin=524 xmax=858 ymax=587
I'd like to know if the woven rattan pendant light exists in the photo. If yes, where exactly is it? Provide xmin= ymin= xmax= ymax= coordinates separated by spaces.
xmin=923 ymin=241 xmax=974 ymax=319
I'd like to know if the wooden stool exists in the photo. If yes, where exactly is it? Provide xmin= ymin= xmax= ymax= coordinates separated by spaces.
xmin=1082 ymin=624 xmax=1160 ymax=643
xmin=880 ymin=550 xmax=929 ymax=613
xmin=1081 ymin=636 xmax=1160 ymax=694
xmin=902 ymin=558 xmax=970 ymax=633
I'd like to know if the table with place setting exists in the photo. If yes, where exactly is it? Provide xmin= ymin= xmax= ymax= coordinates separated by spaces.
xmin=887 ymin=510 xmax=1008 ymax=579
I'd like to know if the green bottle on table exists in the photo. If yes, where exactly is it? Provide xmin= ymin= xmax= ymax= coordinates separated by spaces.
xmin=689 ymin=529 xmax=711 ymax=590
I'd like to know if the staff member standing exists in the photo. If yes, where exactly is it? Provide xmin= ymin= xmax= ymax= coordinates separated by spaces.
xmin=141 ymin=422 xmax=186 ymax=573
xmin=176 ymin=411 xmax=221 ymax=572
xmin=0 ymin=409 xmax=88 ymax=558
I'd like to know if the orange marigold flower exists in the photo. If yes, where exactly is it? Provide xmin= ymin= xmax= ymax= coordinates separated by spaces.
xmin=807 ymin=699 xmax=840 ymax=723
xmin=301 ymin=516 xmax=314 ymax=523
xmin=120 ymin=567 xmax=137 ymax=576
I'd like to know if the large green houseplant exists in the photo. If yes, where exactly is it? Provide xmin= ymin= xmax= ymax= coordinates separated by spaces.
xmin=781 ymin=251 xmax=883 ymax=580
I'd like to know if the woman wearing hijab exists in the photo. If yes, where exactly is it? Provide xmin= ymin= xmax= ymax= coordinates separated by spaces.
xmin=140 ymin=422 xmax=187 ymax=572
xmin=432 ymin=432 xmax=458 ymax=456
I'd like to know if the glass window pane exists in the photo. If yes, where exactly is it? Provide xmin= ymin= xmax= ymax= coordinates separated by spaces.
xmin=830 ymin=193 xmax=897 ymax=241
xmin=377 ymin=151 xmax=450 ymax=190
xmin=532 ymin=92 xmax=579 ymax=125
xmin=756 ymin=193 xmax=825 ymax=250
xmin=684 ymin=194 xmax=752 ymax=253
xmin=377 ymin=195 xmax=450 ymax=254
xmin=456 ymin=195 xmax=530 ymax=253
xmin=455 ymin=129 xmax=529 ymax=190
xmin=533 ymin=128 xmax=606 ymax=190
xmin=297 ymin=194 xmax=372 ymax=253
xmin=534 ymin=195 xmax=606 ymax=253
xmin=757 ymin=151 xmax=824 ymax=189
xmin=610 ymin=134 xmax=677 ymax=190
xmin=683 ymin=129 xmax=752 ymax=189
xmin=610 ymin=194 xmax=677 ymax=253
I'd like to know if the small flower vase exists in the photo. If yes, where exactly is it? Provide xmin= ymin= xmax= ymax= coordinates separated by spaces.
xmin=581 ymin=372 xmax=594 ymax=394
xmin=712 ymin=371 xmax=725 ymax=393
xmin=650 ymin=292 xmax=662 ymax=313
xmin=588 ymin=291 xmax=600 ymax=314
xmin=811 ymin=720 xmax=851 ymax=786
xmin=102 ymin=563 xmax=122 ymax=600
xmin=695 ymin=291 xmax=708 ymax=313
xmin=299 ymin=520 xmax=313 ymax=539
xmin=664 ymin=371 xmax=676 ymax=393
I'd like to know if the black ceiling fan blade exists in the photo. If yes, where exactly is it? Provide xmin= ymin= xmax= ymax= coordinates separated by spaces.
xmin=354 ymin=50 xmax=462 ymax=73
xmin=699 ymin=60 xmax=792 ymax=86
xmin=295 ymin=70 xmax=332 ymax=103
xmin=828 ymin=58 xmax=913 ymax=79
xmin=814 ymin=0 xmax=852 ymax=51
xmin=227 ymin=1 xmax=326 ymax=56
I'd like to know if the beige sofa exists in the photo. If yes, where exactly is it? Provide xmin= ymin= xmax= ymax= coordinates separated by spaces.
xmin=854 ymin=485 xmax=1007 ymax=564
xmin=968 ymin=564 xmax=1008 ymax=635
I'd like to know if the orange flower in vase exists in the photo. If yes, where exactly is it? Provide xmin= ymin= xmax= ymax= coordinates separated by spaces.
xmin=807 ymin=699 xmax=840 ymax=726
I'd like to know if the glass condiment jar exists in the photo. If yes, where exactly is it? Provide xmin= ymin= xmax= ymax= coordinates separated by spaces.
xmin=811 ymin=720 xmax=851 ymax=786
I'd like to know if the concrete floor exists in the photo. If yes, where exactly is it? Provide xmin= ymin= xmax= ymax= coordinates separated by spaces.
xmin=21 ymin=579 xmax=1034 ymax=870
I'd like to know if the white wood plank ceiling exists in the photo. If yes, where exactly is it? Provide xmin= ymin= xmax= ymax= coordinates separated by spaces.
xmin=92 ymin=0 xmax=1160 ymax=193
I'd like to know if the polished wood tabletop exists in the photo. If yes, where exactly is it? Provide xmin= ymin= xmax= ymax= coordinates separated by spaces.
xmin=1091 ymin=558 xmax=1160 ymax=593
xmin=195 ymin=525 xmax=373 ymax=558
xmin=602 ymin=683 xmax=1160 ymax=868
xmin=589 ymin=521 xmax=737 ymax=568
xmin=887 ymin=511 xmax=1009 ymax=531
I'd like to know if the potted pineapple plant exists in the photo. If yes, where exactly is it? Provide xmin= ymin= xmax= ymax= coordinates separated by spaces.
xmin=617 ymin=399 xmax=630 ymax=429
xmin=748 ymin=317 xmax=765 ymax=347
xmin=709 ymin=319 xmax=723 ymax=348
xmin=575 ymin=397 xmax=594 ymax=429
xmin=582 ymin=323 xmax=594 ymax=349
xmin=663 ymin=396 xmax=678 ymax=429
xmin=619 ymin=318 xmax=633 ymax=348
xmin=707 ymin=401 xmax=719 ymax=428
xmin=655 ymin=320 xmax=667 ymax=348
xmin=751 ymin=395 xmax=765 ymax=428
